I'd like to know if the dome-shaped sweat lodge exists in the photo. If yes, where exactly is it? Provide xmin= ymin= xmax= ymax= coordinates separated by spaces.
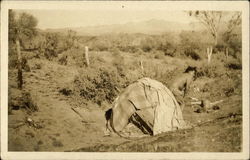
xmin=109 ymin=77 xmax=187 ymax=136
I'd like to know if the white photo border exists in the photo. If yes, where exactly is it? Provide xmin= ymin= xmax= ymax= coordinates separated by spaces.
xmin=1 ymin=1 xmax=249 ymax=160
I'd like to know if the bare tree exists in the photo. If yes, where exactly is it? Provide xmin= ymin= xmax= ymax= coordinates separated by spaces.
xmin=223 ymin=12 xmax=242 ymax=59
xmin=188 ymin=11 xmax=222 ymax=63
xmin=225 ymin=12 xmax=242 ymax=37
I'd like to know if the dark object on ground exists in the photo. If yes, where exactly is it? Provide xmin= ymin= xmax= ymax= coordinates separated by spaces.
xmin=226 ymin=62 xmax=242 ymax=70
xmin=9 ymin=90 xmax=38 ymax=113
xmin=59 ymin=88 xmax=72 ymax=96
xmin=194 ymin=108 xmax=205 ymax=113
xmin=191 ymin=98 xmax=223 ymax=113
xmin=212 ymin=105 xmax=220 ymax=110
xmin=26 ymin=117 xmax=44 ymax=129
xmin=22 ymin=57 xmax=31 ymax=72
xmin=58 ymin=55 xmax=68 ymax=65
xmin=184 ymin=66 xmax=197 ymax=73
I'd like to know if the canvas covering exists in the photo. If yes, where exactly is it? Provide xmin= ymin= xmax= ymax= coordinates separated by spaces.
xmin=111 ymin=77 xmax=187 ymax=135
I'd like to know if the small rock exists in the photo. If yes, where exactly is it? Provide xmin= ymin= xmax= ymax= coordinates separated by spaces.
xmin=27 ymin=117 xmax=33 ymax=123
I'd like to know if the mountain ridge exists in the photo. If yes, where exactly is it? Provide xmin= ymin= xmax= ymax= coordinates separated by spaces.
xmin=44 ymin=19 xmax=202 ymax=36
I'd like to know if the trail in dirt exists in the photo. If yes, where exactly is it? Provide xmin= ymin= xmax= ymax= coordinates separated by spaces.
xmin=8 ymin=59 xmax=126 ymax=151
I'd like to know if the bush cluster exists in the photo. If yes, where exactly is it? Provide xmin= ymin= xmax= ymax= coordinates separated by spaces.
xmin=74 ymin=67 xmax=124 ymax=105
xmin=196 ymin=61 xmax=226 ymax=78
xmin=9 ymin=90 xmax=38 ymax=114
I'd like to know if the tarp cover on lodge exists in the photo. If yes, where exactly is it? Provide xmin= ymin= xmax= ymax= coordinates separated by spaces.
xmin=110 ymin=77 xmax=187 ymax=135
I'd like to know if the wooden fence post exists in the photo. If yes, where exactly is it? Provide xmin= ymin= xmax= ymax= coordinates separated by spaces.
xmin=139 ymin=60 xmax=145 ymax=76
xmin=16 ymin=38 xmax=23 ymax=89
xmin=140 ymin=60 xmax=144 ymax=71
xmin=207 ymin=46 xmax=213 ymax=64
xmin=85 ymin=46 xmax=90 ymax=67
xmin=225 ymin=47 xmax=229 ymax=60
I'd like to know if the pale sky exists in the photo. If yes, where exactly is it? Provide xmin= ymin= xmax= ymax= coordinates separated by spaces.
xmin=16 ymin=9 xmax=195 ymax=29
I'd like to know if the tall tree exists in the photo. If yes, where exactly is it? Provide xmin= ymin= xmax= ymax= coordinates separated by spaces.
xmin=189 ymin=11 xmax=222 ymax=46
xmin=188 ymin=11 xmax=222 ymax=63
xmin=223 ymin=12 xmax=242 ymax=59
xmin=9 ymin=10 xmax=38 ymax=89
xmin=225 ymin=12 xmax=242 ymax=37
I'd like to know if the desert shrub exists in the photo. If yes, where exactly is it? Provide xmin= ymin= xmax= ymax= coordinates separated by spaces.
xmin=225 ymin=62 xmax=242 ymax=70
xmin=58 ymin=54 xmax=68 ymax=65
xmin=199 ymin=72 xmax=241 ymax=98
xmin=179 ymin=30 xmax=211 ymax=60
xmin=43 ymin=32 xmax=60 ymax=60
xmin=92 ymin=55 xmax=106 ymax=64
xmin=222 ymin=76 xmax=241 ymax=97
xmin=184 ymin=49 xmax=201 ymax=60
xmin=8 ymin=53 xmax=31 ymax=71
xmin=143 ymin=62 xmax=178 ymax=87
xmin=154 ymin=51 xmax=165 ymax=59
xmin=74 ymin=67 xmax=123 ymax=104
xmin=109 ymin=47 xmax=121 ymax=55
xmin=225 ymin=57 xmax=242 ymax=70
xmin=64 ymin=30 xmax=77 ymax=50
xmin=59 ymin=88 xmax=72 ymax=96
xmin=155 ymin=36 xmax=177 ymax=57
xmin=214 ymin=43 xmax=225 ymax=53
xmin=61 ymin=48 xmax=84 ymax=67
xmin=91 ymin=38 xmax=112 ymax=51
xmin=196 ymin=61 xmax=226 ymax=78
xmin=111 ymin=50 xmax=129 ymax=78
xmin=224 ymin=34 xmax=241 ymax=58
xmin=140 ymin=37 xmax=155 ymax=52
xmin=117 ymin=45 xmax=139 ymax=53
xmin=223 ymin=87 xmax=235 ymax=97
xmin=222 ymin=24 xmax=242 ymax=59
xmin=9 ymin=90 xmax=38 ymax=113
xmin=164 ymin=49 xmax=177 ymax=57
xmin=32 ymin=62 xmax=42 ymax=70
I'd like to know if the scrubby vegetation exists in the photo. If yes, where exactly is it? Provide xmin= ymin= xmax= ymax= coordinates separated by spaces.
xmin=9 ymin=24 xmax=242 ymax=107
xmin=8 ymin=10 xmax=243 ymax=152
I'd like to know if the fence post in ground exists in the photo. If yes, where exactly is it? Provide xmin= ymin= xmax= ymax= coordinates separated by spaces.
xmin=225 ymin=47 xmax=229 ymax=60
xmin=85 ymin=46 xmax=90 ymax=67
xmin=16 ymin=38 xmax=23 ymax=89
xmin=140 ymin=60 xmax=144 ymax=71
xmin=207 ymin=46 xmax=213 ymax=64
xmin=140 ymin=60 xmax=144 ymax=75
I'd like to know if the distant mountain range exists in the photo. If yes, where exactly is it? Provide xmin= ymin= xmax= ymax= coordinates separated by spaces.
xmin=45 ymin=19 xmax=203 ymax=36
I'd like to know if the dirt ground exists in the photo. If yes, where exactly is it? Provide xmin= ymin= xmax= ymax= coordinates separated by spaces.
xmin=8 ymin=53 xmax=242 ymax=152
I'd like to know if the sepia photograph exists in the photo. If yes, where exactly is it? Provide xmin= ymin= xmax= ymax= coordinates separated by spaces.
xmin=1 ymin=1 xmax=249 ymax=160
